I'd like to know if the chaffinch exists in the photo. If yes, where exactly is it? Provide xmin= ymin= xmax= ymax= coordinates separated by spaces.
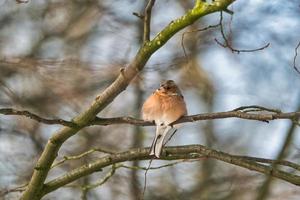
xmin=142 ymin=80 xmax=187 ymax=158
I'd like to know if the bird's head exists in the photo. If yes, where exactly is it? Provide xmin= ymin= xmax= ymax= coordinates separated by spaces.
xmin=158 ymin=80 xmax=182 ymax=96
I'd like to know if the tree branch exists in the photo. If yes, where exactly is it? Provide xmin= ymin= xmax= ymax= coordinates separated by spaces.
xmin=52 ymin=147 xmax=300 ymax=172
xmin=41 ymin=145 xmax=300 ymax=196
xmin=215 ymin=11 xmax=270 ymax=53
xmin=20 ymin=1 xmax=237 ymax=199
xmin=0 ymin=183 xmax=28 ymax=197
xmin=55 ymin=160 xmax=202 ymax=196
xmin=81 ymin=164 xmax=116 ymax=192
xmin=233 ymin=155 xmax=300 ymax=171
xmin=293 ymin=41 xmax=300 ymax=74
xmin=0 ymin=108 xmax=77 ymax=127
xmin=92 ymin=108 xmax=300 ymax=126
xmin=51 ymin=148 xmax=115 ymax=169
xmin=2 ymin=106 xmax=300 ymax=127
xmin=181 ymin=23 xmax=220 ymax=60
xmin=143 ymin=0 xmax=156 ymax=43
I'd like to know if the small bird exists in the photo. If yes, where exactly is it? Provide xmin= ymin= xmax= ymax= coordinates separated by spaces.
xmin=142 ymin=80 xmax=187 ymax=158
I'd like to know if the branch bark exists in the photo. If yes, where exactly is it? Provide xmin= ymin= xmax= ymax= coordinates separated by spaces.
xmin=2 ymin=107 xmax=299 ymax=127
xmin=20 ymin=1 xmax=237 ymax=199
xmin=143 ymin=0 xmax=156 ymax=42
xmin=0 ymin=108 xmax=77 ymax=127
xmin=93 ymin=109 xmax=300 ymax=126
xmin=40 ymin=144 xmax=300 ymax=197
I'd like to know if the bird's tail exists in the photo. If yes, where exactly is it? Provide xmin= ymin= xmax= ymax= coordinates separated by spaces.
xmin=150 ymin=125 xmax=172 ymax=158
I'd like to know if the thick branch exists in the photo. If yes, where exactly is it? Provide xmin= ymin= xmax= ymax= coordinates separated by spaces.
xmin=21 ymin=1 xmax=236 ymax=199
xmin=41 ymin=145 xmax=300 ymax=196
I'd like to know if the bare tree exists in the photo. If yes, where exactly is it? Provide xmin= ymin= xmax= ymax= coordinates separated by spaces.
xmin=1 ymin=0 xmax=300 ymax=200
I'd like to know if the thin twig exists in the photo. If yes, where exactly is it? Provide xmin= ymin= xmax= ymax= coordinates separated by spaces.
xmin=232 ymin=105 xmax=281 ymax=113
xmin=143 ymin=0 xmax=156 ymax=43
xmin=215 ymin=11 xmax=270 ymax=53
xmin=81 ymin=164 xmax=116 ymax=191
xmin=119 ymin=159 xmax=201 ymax=171
xmin=181 ymin=24 xmax=220 ymax=59
xmin=51 ymin=148 xmax=115 ymax=168
xmin=62 ymin=159 xmax=200 ymax=192
xmin=236 ymin=155 xmax=300 ymax=171
xmin=0 ymin=183 xmax=28 ymax=197
xmin=139 ymin=158 xmax=204 ymax=199
xmin=0 ymin=108 xmax=77 ymax=127
xmin=132 ymin=12 xmax=144 ymax=19
xmin=139 ymin=157 xmax=206 ymax=200
xmin=293 ymin=41 xmax=300 ymax=74
xmin=141 ymin=159 xmax=153 ymax=200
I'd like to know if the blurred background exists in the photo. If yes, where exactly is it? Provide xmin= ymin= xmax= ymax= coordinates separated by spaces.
xmin=0 ymin=0 xmax=300 ymax=199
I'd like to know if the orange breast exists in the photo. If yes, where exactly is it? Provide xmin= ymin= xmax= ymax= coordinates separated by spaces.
xmin=160 ymin=95 xmax=187 ymax=124
xmin=141 ymin=92 xmax=163 ymax=121
xmin=142 ymin=91 xmax=187 ymax=124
